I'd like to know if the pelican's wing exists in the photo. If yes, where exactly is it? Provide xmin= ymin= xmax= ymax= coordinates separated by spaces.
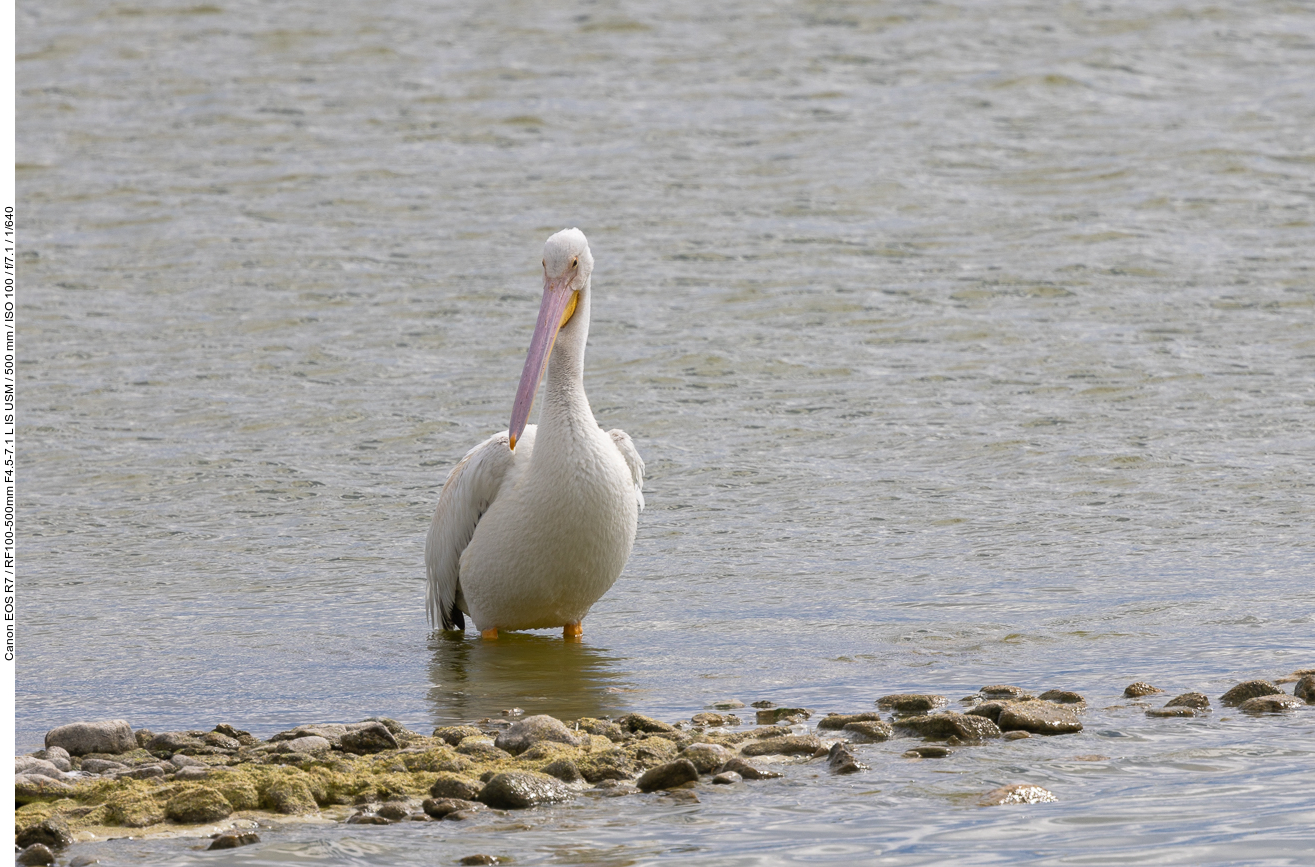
xmin=425 ymin=431 xmax=519 ymax=632
xmin=608 ymin=429 xmax=645 ymax=511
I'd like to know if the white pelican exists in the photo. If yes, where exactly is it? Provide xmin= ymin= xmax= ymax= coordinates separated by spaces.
xmin=426 ymin=228 xmax=645 ymax=640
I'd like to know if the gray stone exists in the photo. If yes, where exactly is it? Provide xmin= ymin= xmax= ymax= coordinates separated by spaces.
xmin=998 ymin=703 xmax=1083 ymax=735
xmin=170 ymin=753 xmax=208 ymax=769
xmin=706 ymin=699 xmax=746 ymax=710
xmin=17 ymin=844 xmax=56 ymax=866
xmin=79 ymin=758 xmax=128 ymax=775
xmin=69 ymin=855 xmax=101 ymax=867
xmin=1238 ymin=695 xmax=1303 ymax=714
xmin=964 ymin=701 xmax=1012 ymax=723
xmin=1165 ymin=692 xmax=1211 ymax=710
xmin=980 ymin=783 xmax=1057 ymax=805
xmin=31 ymin=747 xmax=71 ymax=772
xmin=477 ymin=771 xmax=573 ymax=809
xmin=979 ymin=685 xmax=1034 ymax=700
xmin=119 ymin=764 xmax=167 ymax=780
xmin=208 ymin=832 xmax=260 ymax=849
xmin=876 ymin=694 xmax=948 ymax=715
xmin=376 ymin=801 xmax=412 ymax=821
xmin=203 ymin=732 xmax=241 ymax=750
xmin=895 ymin=712 xmax=1002 ymax=741
xmin=616 ymin=713 xmax=676 ymax=734
xmin=740 ymin=734 xmax=823 ymax=757
xmin=278 ymin=736 xmax=332 ymax=754
xmin=456 ymin=737 xmax=512 ymax=761
xmin=272 ymin=724 xmax=348 ymax=744
xmin=15 ymin=774 xmax=75 ymax=804
xmin=636 ymin=759 xmax=699 ymax=792
xmin=1123 ymin=682 xmax=1162 ymax=698
xmin=904 ymin=746 xmax=951 ymax=758
xmin=827 ymin=742 xmax=866 ymax=775
xmin=429 ymin=773 xmax=484 ymax=801
xmin=146 ymin=731 xmax=205 ymax=754
xmin=493 ymin=715 xmax=584 ymax=756
xmin=678 ymin=743 xmax=735 ymax=774
xmin=175 ymin=766 xmax=217 ymax=781
xmin=15 ymin=817 xmax=74 ymax=851
xmin=1221 ymin=680 xmax=1284 ymax=706
xmin=842 ymin=721 xmax=894 ymax=743
xmin=433 ymin=725 xmax=485 ymax=746
xmin=1295 ymin=674 xmax=1315 ymax=704
xmin=716 ymin=756 xmax=783 ymax=780
xmin=422 ymin=797 xmax=482 ymax=818
xmin=711 ymin=771 xmax=742 ymax=785
xmin=817 ymin=712 xmax=885 ymax=730
xmin=45 ymin=720 xmax=135 ymax=756
xmin=14 ymin=757 xmax=67 ymax=780
xmin=1037 ymin=690 xmax=1085 ymax=705
xmin=340 ymin=722 xmax=398 ymax=755
xmin=213 ymin=723 xmax=258 ymax=745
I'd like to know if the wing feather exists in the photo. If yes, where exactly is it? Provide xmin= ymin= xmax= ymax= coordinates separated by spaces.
xmin=608 ymin=429 xmax=645 ymax=511
xmin=425 ymin=431 xmax=519 ymax=631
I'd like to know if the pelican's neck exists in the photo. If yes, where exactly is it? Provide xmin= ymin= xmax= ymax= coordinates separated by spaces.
xmin=540 ymin=279 xmax=594 ymax=437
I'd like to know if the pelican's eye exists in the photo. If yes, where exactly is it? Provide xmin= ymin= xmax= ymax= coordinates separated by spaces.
xmin=571 ymin=257 xmax=578 ymax=268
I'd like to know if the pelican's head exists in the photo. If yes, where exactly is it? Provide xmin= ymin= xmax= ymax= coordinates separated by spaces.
xmin=509 ymin=228 xmax=593 ymax=450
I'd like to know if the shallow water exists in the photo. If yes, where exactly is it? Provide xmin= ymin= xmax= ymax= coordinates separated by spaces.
xmin=16 ymin=0 xmax=1315 ymax=863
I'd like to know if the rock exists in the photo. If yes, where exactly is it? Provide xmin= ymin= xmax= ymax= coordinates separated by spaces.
xmin=617 ymin=713 xmax=676 ymax=734
xmin=678 ymin=743 xmax=735 ymax=774
xmin=657 ymin=789 xmax=699 ymax=804
xmin=494 ymin=715 xmax=584 ymax=756
xmin=717 ymin=756 xmax=783 ymax=780
xmin=203 ymin=732 xmax=241 ymax=750
xmin=539 ymin=757 xmax=582 ymax=783
xmin=134 ymin=729 xmax=155 ymax=748
xmin=262 ymin=776 xmax=318 ymax=814
xmin=170 ymin=753 xmax=208 ymax=769
xmin=751 ymin=700 xmax=775 ymax=708
xmin=904 ymin=746 xmax=951 ymax=758
xmin=32 ymin=747 xmax=71 ymax=772
xmin=706 ymin=699 xmax=746 ymax=710
xmin=15 ymin=817 xmax=74 ymax=851
xmin=477 ymin=771 xmax=573 ymax=809
xmin=208 ymin=832 xmax=260 ymax=849
xmin=456 ymin=737 xmax=512 ymax=761
xmin=460 ymin=856 xmax=499 ymax=866
xmin=1238 ymin=695 xmax=1303 ymax=714
xmin=1220 ymin=680 xmax=1284 ymax=706
xmin=1166 ymin=692 xmax=1211 ymax=710
xmin=691 ymin=712 xmax=741 ymax=727
xmin=14 ymin=757 xmax=67 ymax=780
xmin=827 ymin=742 xmax=866 ymax=775
xmin=146 ymin=732 xmax=205 ymax=754
xmin=176 ymin=766 xmax=217 ymax=781
xmin=347 ymin=812 xmax=392 ymax=825
xmin=843 ymin=720 xmax=895 ymax=742
xmin=375 ymin=801 xmax=411 ymax=821
xmin=577 ymin=748 xmax=637 ymax=783
xmin=1037 ymin=690 xmax=1085 ymax=705
xmin=213 ymin=723 xmax=258 ymax=745
xmin=998 ymin=703 xmax=1083 ymax=735
xmin=627 ymin=736 xmax=679 ymax=768
xmin=1004 ymin=731 xmax=1031 ymax=740
xmin=165 ymin=787 xmax=234 ymax=824
xmin=816 ymin=712 xmax=885 ymax=730
xmin=17 ymin=844 xmax=56 ymax=866
xmin=636 ymin=759 xmax=699 ymax=792
xmin=755 ymin=707 xmax=810 ymax=724
xmin=711 ymin=771 xmax=742 ymax=785
xmin=979 ymin=685 xmax=1034 ymax=700
xmin=340 ymin=722 xmax=399 ymax=754
xmin=119 ymin=765 xmax=167 ymax=780
xmin=278 ymin=736 xmax=332 ymax=754
xmin=740 ymin=735 xmax=823 ymax=757
xmin=964 ymin=701 xmax=1012 ymax=723
xmin=980 ymin=783 xmax=1058 ymax=805
xmin=45 ymin=720 xmax=135 ymax=756
xmin=272 ymin=724 xmax=349 ymax=744
xmin=1295 ymin=674 xmax=1315 ymax=704
xmin=1147 ymin=706 xmax=1198 ymax=718
xmin=876 ymin=694 xmax=948 ymax=715
xmin=433 ymin=725 xmax=485 ymax=746
xmin=69 ymin=855 xmax=100 ymax=867
xmin=423 ymin=797 xmax=482 ymax=818
xmin=894 ymin=712 xmax=1002 ymax=741
xmin=80 ymin=758 xmax=129 ymax=774
xmin=15 ymin=774 xmax=75 ymax=804
xmin=430 ymin=773 xmax=485 ymax=801
xmin=1123 ymin=682 xmax=1162 ymax=698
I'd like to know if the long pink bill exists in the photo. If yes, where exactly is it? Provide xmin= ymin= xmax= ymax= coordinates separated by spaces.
xmin=509 ymin=275 xmax=576 ymax=450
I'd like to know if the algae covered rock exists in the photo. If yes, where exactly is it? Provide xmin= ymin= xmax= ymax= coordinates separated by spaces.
xmin=1037 ymin=690 xmax=1085 ymax=705
xmin=576 ymin=748 xmax=636 ymax=783
xmin=616 ymin=713 xmax=675 ymax=734
xmin=165 ymin=786 xmax=234 ymax=824
xmin=691 ymin=712 xmax=741 ymax=727
xmin=843 ymin=721 xmax=894 ymax=743
xmin=876 ymin=694 xmax=948 ymax=715
xmin=1165 ymin=692 xmax=1211 ymax=710
xmin=626 ymin=736 xmax=678 ymax=769
xmin=14 ymin=816 xmax=74 ymax=851
xmin=477 ymin=771 xmax=572 ymax=809
xmin=979 ymin=685 xmax=1034 ymax=701
xmin=740 ymin=735 xmax=822 ymax=757
xmin=106 ymin=785 xmax=167 ymax=827
xmin=894 ymin=712 xmax=1001 ymax=741
xmin=1238 ymin=695 xmax=1303 ymax=714
xmin=494 ymin=715 xmax=584 ymax=756
xmin=998 ymin=703 xmax=1082 ymax=735
xmin=213 ymin=776 xmax=261 ymax=812
xmin=754 ymin=707 xmax=810 ymax=724
xmin=261 ymin=775 xmax=318 ymax=814
xmin=541 ymin=757 xmax=583 ymax=783
xmin=45 ymin=720 xmax=136 ymax=756
xmin=816 ymin=712 xmax=885 ymax=731
xmin=429 ymin=772 xmax=484 ymax=801
xmin=1220 ymin=681 xmax=1283 ymax=707
xmin=15 ymin=774 xmax=75 ymax=805
xmin=433 ymin=726 xmax=485 ymax=747
xmin=340 ymin=722 xmax=398 ymax=755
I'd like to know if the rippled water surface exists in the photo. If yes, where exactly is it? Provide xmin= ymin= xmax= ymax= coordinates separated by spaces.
xmin=18 ymin=0 xmax=1315 ymax=864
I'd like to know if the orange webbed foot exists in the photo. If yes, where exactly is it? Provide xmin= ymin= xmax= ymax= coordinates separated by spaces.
xmin=480 ymin=628 xmax=499 ymax=640
xmin=563 ymin=622 xmax=582 ymax=641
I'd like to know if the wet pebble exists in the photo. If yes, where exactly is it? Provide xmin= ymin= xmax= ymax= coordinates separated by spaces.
xmin=843 ymin=720 xmax=894 ymax=742
xmin=1037 ymin=690 xmax=1085 ymax=705
xmin=477 ymin=771 xmax=573 ymax=809
xmin=980 ymin=783 xmax=1057 ymax=805
xmin=1295 ymin=674 xmax=1315 ymax=704
xmin=1220 ymin=680 xmax=1284 ymax=706
xmin=459 ymin=856 xmax=499 ymax=866
xmin=541 ymin=757 xmax=583 ymax=783
xmin=1238 ymin=695 xmax=1303 ymax=714
xmin=208 ymin=832 xmax=260 ymax=850
xmin=494 ymin=715 xmax=584 ymax=755
xmin=679 ymin=743 xmax=735 ymax=774
xmin=979 ymin=685 xmax=1034 ymax=701
xmin=998 ymin=703 xmax=1083 ymax=735
xmin=15 ymin=817 xmax=74 ymax=851
xmin=1166 ymin=692 xmax=1211 ymax=710
xmin=894 ymin=712 xmax=1002 ymax=741
xmin=340 ymin=722 xmax=399 ymax=755
xmin=1146 ymin=707 xmax=1197 ymax=718
xmin=826 ymin=742 xmax=867 ymax=775
xmin=691 ymin=712 xmax=740 ymax=727
xmin=816 ymin=712 xmax=885 ymax=731
xmin=877 ymin=694 xmax=948 ymax=715
xmin=1004 ymin=731 xmax=1031 ymax=740
xmin=740 ymin=735 xmax=823 ymax=757
xmin=904 ymin=746 xmax=951 ymax=759
xmin=717 ymin=756 xmax=783 ymax=780
xmin=706 ymin=699 xmax=746 ymax=710
xmin=17 ymin=844 xmax=56 ymax=866
xmin=636 ymin=759 xmax=699 ymax=792
xmin=347 ymin=812 xmax=393 ymax=825
xmin=711 ymin=771 xmax=742 ymax=785
xmin=375 ymin=801 xmax=412 ymax=821
xmin=422 ymin=797 xmax=483 ymax=818
xmin=1123 ymin=682 xmax=1163 ymax=698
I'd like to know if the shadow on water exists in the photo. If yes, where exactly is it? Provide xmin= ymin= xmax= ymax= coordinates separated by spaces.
xmin=425 ymin=632 xmax=634 ymax=725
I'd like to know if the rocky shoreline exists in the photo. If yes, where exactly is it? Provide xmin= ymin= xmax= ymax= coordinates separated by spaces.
xmin=15 ymin=671 xmax=1314 ymax=866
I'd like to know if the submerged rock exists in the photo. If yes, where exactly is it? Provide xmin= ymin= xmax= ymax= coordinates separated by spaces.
xmin=711 ymin=770 xmax=742 ymax=785
xmin=904 ymin=746 xmax=951 ymax=758
xmin=816 ymin=712 xmax=885 ymax=731
xmin=17 ymin=844 xmax=56 ymax=866
xmin=980 ymin=783 xmax=1057 ymax=805
xmin=740 ymin=735 xmax=822 ymax=757
xmin=1220 ymin=680 xmax=1284 ymax=706
xmin=208 ymin=832 xmax=260 ymax=849
xmin=826 ymin=742 xmax=866 ymax=775
xmin=577 ymin=748 xmax=637 ymax=783
xmin=877 ymin=694 xmax=948 ymax=715
xmin=1165 ymin=692 xmax=1211 ymax=710
xmin=15 ymin=817 xmax=74 ymax=851
xmin=1295 ymin=675 xmax=1315 ymax=704
xmin=843 ymin=720 xmax=895 ymax=743
xmin=679 ymin=743 xmax=735 ymax=774
xmin=717 ymin=756 xmax=783 ymax=780
xmin=636 ymin=759 xmax=699 ymax=792
xmin=422 ymin=797 xmax=482 ymax=819
xmin=895 ymin=712 xmax=1002 ymax=741
xmin=494 ymin=715 xmax=584 ymax=756
xmin=477 ymin=771 xmax=572 ymax=809
xmin=1238 ymin=695 xmax=1303 ymax=714
xmin=979 ymin=685 xmax=1034 ymax=701
xmin=998 ymin=703 xmax=1082 ymax=735
xmin=1146 ymin=707 xmax=1197 ymax=718
xmin=1037 ymin=690 xmax=1085 ymax=705
xmin=1123 ymin=682 xmax=1162 ymax=698
xmin=45 ymin=720 xmax=136 ymax=756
